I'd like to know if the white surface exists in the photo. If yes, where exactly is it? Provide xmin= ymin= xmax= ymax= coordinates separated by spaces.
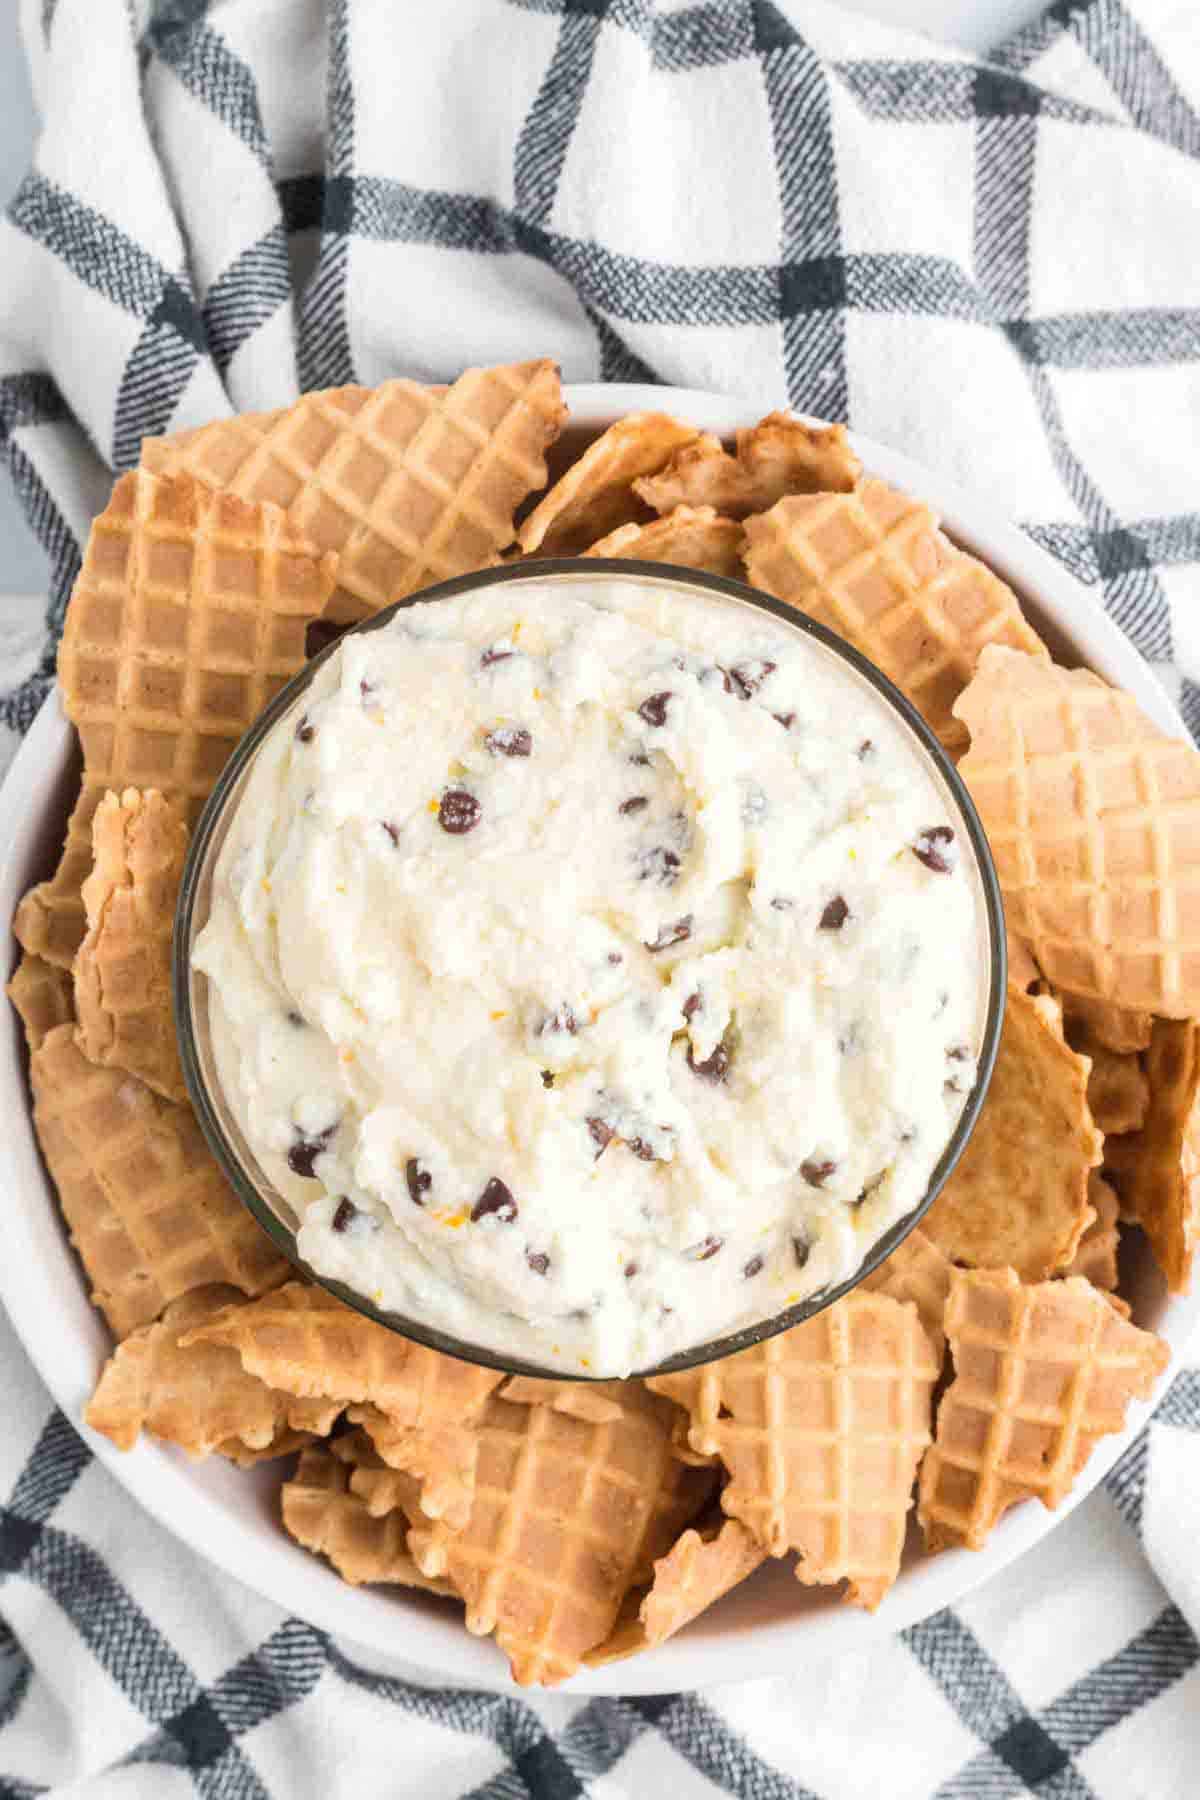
xmin=1 ymin=381 xmax=1195 ymax=1696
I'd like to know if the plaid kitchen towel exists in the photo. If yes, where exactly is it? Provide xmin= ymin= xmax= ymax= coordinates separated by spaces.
xmin=1 ymin=0 xmax=1199 ymax=1793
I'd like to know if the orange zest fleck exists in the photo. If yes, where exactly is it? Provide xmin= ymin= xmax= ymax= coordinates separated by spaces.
xmin=490 ymin=1009 xmax=507 ymax=1021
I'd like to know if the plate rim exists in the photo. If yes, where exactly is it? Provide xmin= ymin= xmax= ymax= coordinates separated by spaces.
xmin=1 ymin=380 xmax=1194 ymax=1697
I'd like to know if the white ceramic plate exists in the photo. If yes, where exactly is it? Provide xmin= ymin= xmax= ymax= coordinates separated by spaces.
xmin=2 ymin=383 xmax=1195 ymax=1696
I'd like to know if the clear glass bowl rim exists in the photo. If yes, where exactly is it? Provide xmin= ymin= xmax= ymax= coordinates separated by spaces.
xmin=173 ymin=556 xmax=1007 ymax=1380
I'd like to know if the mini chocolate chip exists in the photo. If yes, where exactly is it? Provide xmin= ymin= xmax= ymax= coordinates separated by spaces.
xmin=540 ymin=1004 xmax=577 ymax=1036
xmin=773 ymin=711 xmax=795 ymax=730
xmin=638 ymin=845 xmax=681 ymax=885
xmin=541 ymin=1070 xmax=555 ymax=1089
xmin=944 ymin=1076 xmax=965 ymax=1095
xmin=331 ymin=1198 xmax=357 ymax=1233
xmin=619 ymin=795 xmax=649 ymax=816
xmin=687 ymin=1040 xmax=730 ymax=1083
xmin=359 ymin=677 xmax=377 ymax=701
xmin=405 ymin=1158 xmax=432 ymax=1207
xmin=481 ymin=645 xmax=513 ymax=667
xmin=587 ymin=1117 xmax=614 ymax=1158
xmin=607 ymin=952 xmax=623 ymax=966
xmin=682 ymin=992 xmax=702 ymax=1022
xmin=913 ymin=826 xmax=957 ymax=874
xmin=286 ymin=1010 xmax=305 ymax=1028
xmin=526 ymin=1250 xmax=550 ymax=1276
xmin=947 ymin=1042 xmax=971 ymax=1061
xmin=793 ymin=1234 xmax=812 ymax=1270
xmin=486 ymin=726 xmax=532 ymax=758
xmin=295 ymin=714 xmax=315 ymax=744
xmin=630 ymin=751 xmax=651 ymax=767
xmin=800 ymin=1157 xmax=837 ymax=1188
xmin=770 ymin=896 xmax=794 ymax=912
xmin=729 ymin=659 xmax=776 ymax=699
xmin=439 ymin=789 xmax=481 ymax=835
xmin=623 ymin=1260 xmax=639 ymax=1279
xmin=473 ymin=1177 xmax=517 ymax=1223
xmin=857 ymin=739 xmax=874 ymax=759
xmin=306 ymin=619 xmax=347 ymax=659
xmin=381 ymin=820 xmax=400 ymax=846
xmin=628 ymin=1136 xmax=658 ymax=1162
xmin=287 ymin=1122 xmax=336 ymax=1179
xmin=688 ymin=1235 xmax=724 ymax=1261
xmin=743 ymin=1254 xmax=764 ymax=1278
xmin=645 ymin=915 xmax=692 ymax=953
xmin=638 ymin=691 xmax=672 ymax=728
xmin=820 ymin=895 xmax=849 ymax=931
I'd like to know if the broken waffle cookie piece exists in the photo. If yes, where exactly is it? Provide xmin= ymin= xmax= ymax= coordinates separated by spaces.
xmin=1104 ymin=1018 xmax=1200 ymax=1293
xmin=743 ymin=479 xmax=1046 ymax=750
xmin=924 ymin=986 xmax=1100 ymax=1280
xmin=587 ymin=1517 xmax=767 ymax=1665
xmin=860 ymin=1227 xmax=953 ymax=1358
xmin=582 ymin=505 xmax=745 ymax=578
xmin=918 ymin=1267 xmax=1168 ymax=1551
xmin=31 ymin=1026 xmax=287 ymax=1337
xmin=955 ymin=648 xmax=1200 ymax=1018
xmin=144 ymin=362 xmax=566 ymax=623
xmin=6 ymin=952 xmax=74 ymax=1053
xmin=635 ymin=415 xmax=860 ymax=519
xmin=15 ymin=783 xmax=108 ymax=972
xmin=85 ymin=1285 xmax=340 ymax=1456
xmin=281 ymin=1436 xmax=457 ymax=1592
xmin=1064 ymin=1175 xmax=1122 ymax=1293
xmin=518 ymin=412 xmax=699 ymax=556
xmin=649 ymin=1292 xmax=938 ymax=1610
xmin=74 ymin=788 xmax=189 ymax=1102
xmin=401 ymin=1383 xmax=712 ymax=1686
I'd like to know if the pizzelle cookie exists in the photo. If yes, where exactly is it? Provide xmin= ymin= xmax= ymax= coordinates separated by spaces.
xmin=634 ymin=414 xmax=860 ymax=519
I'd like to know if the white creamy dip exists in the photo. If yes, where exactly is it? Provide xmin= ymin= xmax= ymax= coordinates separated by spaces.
xmin=194 ymin=573 xmax=987 ymax=1376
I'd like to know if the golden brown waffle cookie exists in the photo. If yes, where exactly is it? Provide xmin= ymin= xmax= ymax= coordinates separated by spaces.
xmin=918 ymin=1267 xmax=1168 ymax=1551
xmin=348 ymin=1403 xmax=479 ymax=1533
xmin=145 ymin=363 xmax=566 ymax=623
xmin=74 ymin=788 xmax=189 ymax=1102
xmin=1007 ymin=934 xmax=1041 ymax=994
xmin=649 ymin=1293 xmax=938 ymax=1610
xmin=57 ymin=469 xmax=336 ymax=819
xmin=517 ymin=413 xmax=699 ymax=557
xmin=180 ymin=1280 xmax=507 ymax=1417
xmin=1104 ymin=1019 xmax=1200 ymax=1293
xmin=955 ymin=647 xmax=1200 ymax=1017
xmin=14 ymin=782 xmax=106 ymax=971
xmin=581 ymin=505 xmax=744 ymax=578
xmin=634 ymin=416 xmax=860 ymax=519
xmin=1064 ymin=1175 xmax=1121 ymax=1291
xmin=84 ymin=1285 xmax=340 ymax=1456
xmin=30 ymin=1025 xmax=288 ymax=1338
xmin=1065 ymin=1026 xmax=1150 ymax=1137
xmin=743 ymin=480 xmax=1046 ymax=751
xmin=6 ymin=952 xmax=74 ymax=1053
xmin=402 ymin=1385 xmax=712 ymax=1686
xmin=1060 ymin=992 xmax=1152 ymax=1055
xmin=924 ymin=986 xmax=1100 ymax=1280
xmin=498 ymin=1378 xmax=625 ymax=1424
xmin=586 ymin=1517 xmax=767 ymax=1665
xmin=860 ymin=1227 xmax=953 ymax=1358
xmin=281 ymin=1437 xmax=456 ymax=1592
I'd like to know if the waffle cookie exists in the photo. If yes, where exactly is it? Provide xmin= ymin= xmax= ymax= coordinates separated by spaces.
xmin=918 ymin=1268 xmax=1168 ymax=1551
xmin=6 ymin=952 xmax=74 ymax=1053
xmin=582 ymin=505 xmax=745 ymax=578
xmin=924 ymin=986 xmax=1100 ymax=1280
xmin=517 ymin=412 xmax=699 ymax=557
xmin=1104 ymin=1019 xmax=1200 ymax=1293
xmin=85 ymin=1285 xmax=340 ymax=1457
xmin=1065 ymin=1175 xmax=1122 ymax=1292
xmin=743 ymin=480 xmax=1047 ymax=751
xmin=635 ymin=415 xmax=861 ymax=519
xmin=587 ymin=1517 xmax=767 ymax=1665
xmin=14 ymin=782 xmax=107 ymax=972
xmin=955 ymin=647 xmax=1200 ymax=1017
xmin=402 ymin=1382 xmax=712 ymax=1686
xmin=281 ymin=1436 xmax=456 ymax=1592
xmin=74 ymin=788 xmax=189 ymax=1103
xmin=31 ymin=1026 xmax=288 ymax=1337
xmin=860 ymin=1227 xmax=954 ymax=1358
xmin=650 ymin=1292 xmax=939 ymax=1610
xmin=348 ymin=1403 xmax=481 ymax=1534
xmin=57 ymin=470 xmax=336 ymax=820
xmin=145 ymin=362 xmax=566 ymax=623
xmin=1060 ymin=992 xmax=1152 ymax=1055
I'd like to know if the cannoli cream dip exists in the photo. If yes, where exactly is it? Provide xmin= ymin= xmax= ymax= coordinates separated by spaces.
xmin=193 ymin=572 xmax=990 ymax=1376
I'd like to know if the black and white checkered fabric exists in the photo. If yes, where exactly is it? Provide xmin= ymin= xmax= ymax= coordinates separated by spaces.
xmin=1 ymin=0 xmax=1199 ymax=1792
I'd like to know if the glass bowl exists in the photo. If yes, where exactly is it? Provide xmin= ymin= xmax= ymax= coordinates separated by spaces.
xmin=174 ymin=558 xmax=1006 ymax=1380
